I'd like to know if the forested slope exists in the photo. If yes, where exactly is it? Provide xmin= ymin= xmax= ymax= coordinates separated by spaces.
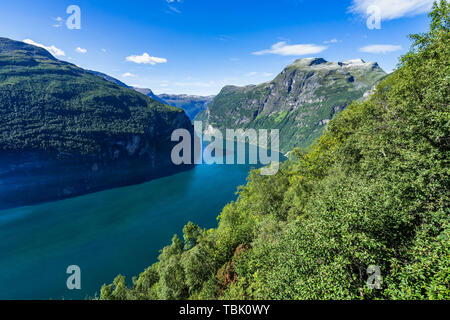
xmin=0 ymin=38 xmax=188 ymax=155
xmin=0 ymin=37 xmax=193 ymax=209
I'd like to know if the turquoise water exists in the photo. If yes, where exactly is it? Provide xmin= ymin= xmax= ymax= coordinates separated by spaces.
xmin=0 ymin=145 xmax=276 ymax=300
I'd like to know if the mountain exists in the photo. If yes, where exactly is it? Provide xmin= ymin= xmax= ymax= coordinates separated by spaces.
xmin=158 ymin=94 xmax=215 ymax=120
xmin=133 ymin=87 xmax=168 ymax=105
xmin=85 ymin=72 xmax=169 ymax=106
xmin=84 ymin=73 xmax=169 ymax=105
xmin=196 ymin=58 xmax=387 ymax=153
xmin=88 ymin=70 xmax=132 ymax=88
xmin=85 ymin=71 xmax=212 ymax=121
xmin=0 ymin=37 xmax=193 ymax=209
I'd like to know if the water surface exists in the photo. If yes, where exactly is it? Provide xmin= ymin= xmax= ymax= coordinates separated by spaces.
xmin=0 ymin=144 xmax=278 ymax=299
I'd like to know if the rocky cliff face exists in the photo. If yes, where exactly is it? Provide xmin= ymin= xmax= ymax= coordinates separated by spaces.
xmin=196 ymin=58 xmax=387 ymax=153
xmin=0 ymin=37 xmax=193 ymax=209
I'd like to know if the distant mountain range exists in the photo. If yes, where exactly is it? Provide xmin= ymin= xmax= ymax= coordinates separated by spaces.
xmin=86 ymin=72 xmax=214 ymax=120
xmin=158 ymin=94 xmax=215 ymax=120
xmin=133 ymin=89 xmax=215 ymax=120
xmin=196 ymin=58 xmax=387 ymax=153
xmin=133 ymin=87 xmax=169 ymax=105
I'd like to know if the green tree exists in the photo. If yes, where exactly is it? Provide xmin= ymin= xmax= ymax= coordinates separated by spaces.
xmin=183 ymin=222 xmax=202 ymax=250
xmin=157 ymin=235 xmax=189 ymax=299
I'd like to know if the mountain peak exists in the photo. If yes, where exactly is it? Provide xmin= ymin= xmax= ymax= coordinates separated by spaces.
xmin=286 ymin=57 xmax=381 ymax=72
xmin=199 ymin=57 xmax=387 ymax=153
xmin=291 ymin=57 xmax=328 ymax=67
xmin=342 ymin=58 xmax=366 ymax=65
xmin=0 ymin=37 xmax=56 ymax=61
xmin=341 ymin=59 xmax=379 ymax=68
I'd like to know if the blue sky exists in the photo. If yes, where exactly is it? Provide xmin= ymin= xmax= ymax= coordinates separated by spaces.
xmin=0 ymin=0 xmax=435 ymax=95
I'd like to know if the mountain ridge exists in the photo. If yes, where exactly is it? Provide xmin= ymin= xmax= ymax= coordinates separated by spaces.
xmin=88 ymin=70 xmax=132 ymax=89
xmin=133 ymin=87 xmax=168 ymax=104
xmin=158 ymin=93 xmax=215 ymax=120
xmin=196 ymin=57 xmax=387 ymax=153
xmin=83 ymin=70 xmax=215 ymax=120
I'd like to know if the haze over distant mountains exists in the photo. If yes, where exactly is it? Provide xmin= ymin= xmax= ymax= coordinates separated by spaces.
xmin=133 ymin=89 xmax=214 ymax=120
xmin=133 ymin=87 xmax=169 ymax=105
xmin=158 ymin=94 xmax=215 ymax=120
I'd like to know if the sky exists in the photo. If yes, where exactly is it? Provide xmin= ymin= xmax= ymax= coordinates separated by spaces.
xmin=0 ymin=0 xmax=436 ymax=95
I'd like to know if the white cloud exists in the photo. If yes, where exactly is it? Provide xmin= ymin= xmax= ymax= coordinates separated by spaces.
xmin=101 ymin=48 xmax=107 ymax=52
xmin=324 ymin=39 xmax=340 ymax=44
xmin=126 ymin=53 xmax=167 ymax=65
xmin=122 ymin=72 xmax=135 ymax=77
xmin=76 ymin=47 xmax=87 ymax=54
xmin=168 ymin=6 xmax=181 ymax=13
xmin=22 ymin=39 xmax=65 ymax=57
xmin=245 ymin=71 xmax=274 ymax=77
xmin=359 ymin=44 xmax=402 ymax=53
xmin=165 ymin=0 xmax=182 ymax=14
xmin=349 ymin=0 xmax=435 ymax=20
xmin=253 ymin=41 xmax=327 ymax=56
xmin=245 ymin=72 xmax=258 ymax=77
